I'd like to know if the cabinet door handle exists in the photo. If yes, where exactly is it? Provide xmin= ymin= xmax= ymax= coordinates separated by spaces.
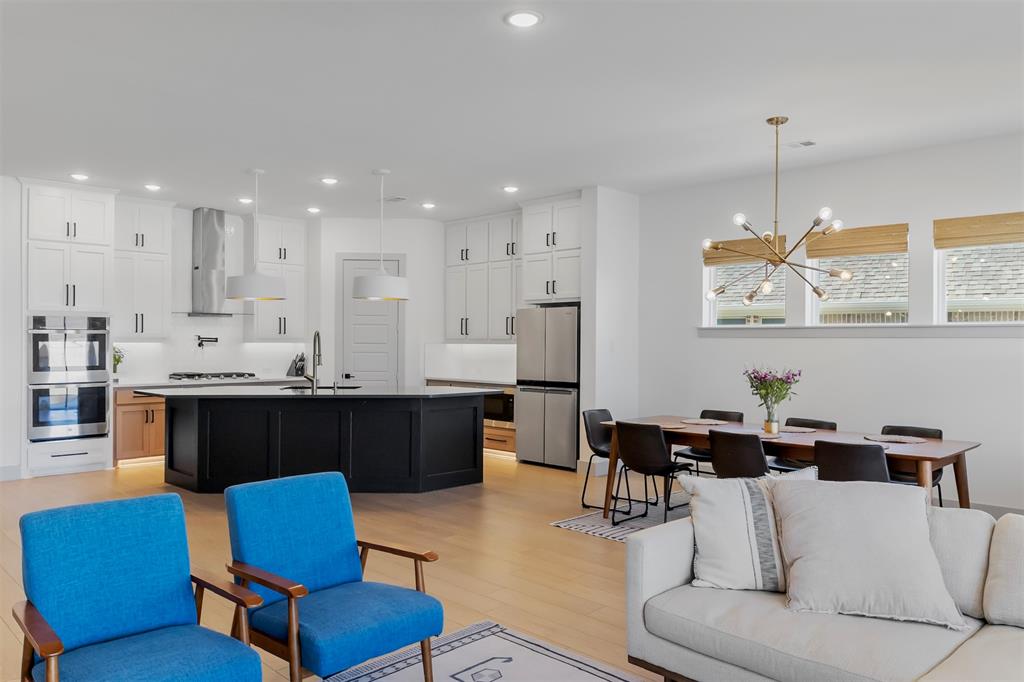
xmin=545 ymin=280 xmax=550 ymax=295
xmin=144 ymin=409 xmax=149 ymax=424
xmin=134 ymin=313 xmax=138 ymax=333
xmin=512 ymin=242 xmax=516 ymax=255
xmin=552 ymin=280 xmax=557 ymax=295
xmin=284 ymin=247 xmax=287 ymax=260
xmin=140 ymin=312 xmax=144 ymax=333
xmin=73 ymin=222 xmax=77 ymax=238
xmin=283 ymin=317 xmax=287 ymax=335
xmin=65 ymin=284 xmax=69 ymax=306
xmin=72 ymin=284 xmax=76 ymax=307
xmin=141 ymin=233 xmax=145 ymax=248
xmin=66 ymin=222 xmax=70 ymax=237
xmin=511 ymin=316 xmax=515 ymax=335
xmin=552 ymin=230 xmax=557 ymax=246
xmin=546 ymin=233 xmax=550 ymax=247
xmin=506 ymin=242 xmax=510 ymax=256
xmin=135 ymin=233 xmax=139 ymax=247
xmin=466 ymin=248 xmax=470 ymax=261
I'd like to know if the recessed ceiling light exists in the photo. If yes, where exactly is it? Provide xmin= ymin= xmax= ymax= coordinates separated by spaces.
xmin=238 ymin=197 xmax=253 ymax=204
xmin=70 ymin=173 xmax=89 ymax=181
xmin=306 ymin=207 xmax=321 ymax=214
xmin=504 ymin=10 xmax=542 ymax=28
xmin=321 ymin=177 xmax=338 ymax=185
xmin=503 ymin=186 xmax=519 ymax=193
xmin=144 ymin=184 xmax=161 ymax=191
xmin=421 ymin=202 xmax=436 ymax=209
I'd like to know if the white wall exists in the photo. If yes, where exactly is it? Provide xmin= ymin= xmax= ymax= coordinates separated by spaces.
xmin=314 ymin=217 xmax=444 ymax=386
xmin=0 ymin=176 xmax=24 ymax=478
xmin=638 ymin=133 xmax=1024 ymax=509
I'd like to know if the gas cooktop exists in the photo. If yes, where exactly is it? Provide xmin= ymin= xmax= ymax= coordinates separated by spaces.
xmin=168 ymin=372 xmax=257 ymax=381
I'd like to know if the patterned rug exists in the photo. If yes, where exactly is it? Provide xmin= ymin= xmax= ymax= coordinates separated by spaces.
xmin=551 ymin=495 xmax=692 ymax=542
xmin=326 ymin=621 xmax=643 ymax=681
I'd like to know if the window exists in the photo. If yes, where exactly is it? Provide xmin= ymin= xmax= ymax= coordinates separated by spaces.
xmin=710 ymin=262 xmax=786 ymax=325
xmin=811 ymin=253 xmax=909 ymax=324
xmin=940 ymin=243 xmax=1024 ymax=323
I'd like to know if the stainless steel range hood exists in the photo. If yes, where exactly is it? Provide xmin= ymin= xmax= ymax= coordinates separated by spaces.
xmin=189 ymin=207 xmax=230 ymax=316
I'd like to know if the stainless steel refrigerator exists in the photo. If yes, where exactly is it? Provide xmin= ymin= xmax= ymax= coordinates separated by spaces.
xmin=515 ymin=305 xmax=579 ymax=470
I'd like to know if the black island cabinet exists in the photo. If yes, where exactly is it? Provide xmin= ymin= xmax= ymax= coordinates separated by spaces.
xmin=138 ymin=386 xmax=500 ymax=494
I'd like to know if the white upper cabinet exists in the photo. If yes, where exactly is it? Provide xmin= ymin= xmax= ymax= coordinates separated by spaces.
xmin=115 ymin=199 xmax=172 ymax=253
xmin=27 ymin=242 xmax=70 ymax=311
xmin=112 ymin=252 xmax=170 ymax=339
xmin=464 ymin=263 xmax=489 ymax=339
xmin=521 ymin=253 xmax=553 ymax=302
xmin=551 ymin=200 xmax=581 ymax=251
xmin=488 ymin=261 xmax=514 ymax=338
xmin=520 ymin=196 xmax=582 ymax=303
xmin=551 ymin=250 xmax=582 ymax=301
xmin=488 ymin=216 xmax=518 ymax=261
xmin=522 ymin=198 xmax=581 ymax=255
xmin=27 ymin=184 xmax=115 ymax=246
xmin=247 ymin=262 xmax=305 ymax=340
xmin=446 ymin=221 xmax=490 ymax=265
xmin=445 ymin=266 xmax=467 ymax=339
xmin=254 ymin=217 xmax=305 ymax=265
xmin=27 ymin=242 xmax=111 ymax=313
xmin=521 ymin=205 xmax=553 ymax=255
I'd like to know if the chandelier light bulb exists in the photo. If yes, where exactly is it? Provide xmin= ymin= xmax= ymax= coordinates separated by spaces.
xmin=701 ymin=238 xmax=713 ymax=250
xmin=706 ymin=286 xmax=726 ymax=301
xmin=822 ymin=219 xmax=844 ymax=236
xmin=742 ymin=291 xmax=757 ymax=306
xmin=760 ymin=279 xmax=774 ymax=294
xmin=818 ymin=207 xmax=833 ymax=221
xmin=813 ymin=286 xmax=830 ymax=301
xmin=732 ymin=212 xmax=748 ymax=227
xmin=761 ymin=231 xmax=774 ymax=243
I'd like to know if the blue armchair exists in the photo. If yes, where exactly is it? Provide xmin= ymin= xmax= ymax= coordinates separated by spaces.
xmin=14 ymin=494 xmax=262 ymax=682
xmin=224 ymin=472 xmax=443 ymax=682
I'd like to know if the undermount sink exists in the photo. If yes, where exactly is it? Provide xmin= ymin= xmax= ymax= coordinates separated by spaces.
xmin=280 ymin=385 xmax=362 ymax=393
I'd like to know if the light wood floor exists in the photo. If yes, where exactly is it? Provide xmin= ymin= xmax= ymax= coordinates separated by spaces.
xmin=0 ymin=455 xmax=661 ymax=681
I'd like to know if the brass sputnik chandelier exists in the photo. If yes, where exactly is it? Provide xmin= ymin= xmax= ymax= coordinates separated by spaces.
xmin=703 ymin=116 xmax=852 ymax=306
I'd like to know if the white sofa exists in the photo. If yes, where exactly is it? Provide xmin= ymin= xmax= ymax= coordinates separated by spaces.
xmin=626 ymin=508 xmax=1024 ymax=682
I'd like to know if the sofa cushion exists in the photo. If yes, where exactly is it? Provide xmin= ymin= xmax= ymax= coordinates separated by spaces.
xmin=680 ymin=467 xmax=817 ymax=592
xmin=984 ymin=513 xmax=1024 ymax=627
xmin=927 ymin=506 xmax=994 ymax=619
xmin=920 ymin=625 xmax=1024 ymax=680
xmin=644 ymin=585 xmax=981 ymax=682
xmin=772 ymin=479 xmax=967 ymax=630
xmin=251 ymin=580 xmax=443 ymax=677
xmin=31 ymin=625 xmax=261 ymax=682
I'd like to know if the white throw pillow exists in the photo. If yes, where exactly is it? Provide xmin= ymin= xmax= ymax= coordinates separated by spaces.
xmin=680 ymin=467 xmax=817 ymax=592
xmin=771 ymin=479 xmax=968 ymax=630
xmin=983 ymin=513 xmax=1024 ymax=627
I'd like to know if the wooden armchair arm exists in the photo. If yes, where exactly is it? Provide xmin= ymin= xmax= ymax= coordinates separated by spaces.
xmin=12 ymin=600 xmax=63 ymax=658
xmin=227 ymin=561 xmax=308 ymax=599
xmin=192 ymin=570 xmax=263 ymax=608
xmin=357 ymin=539 xmax=439 ymax=563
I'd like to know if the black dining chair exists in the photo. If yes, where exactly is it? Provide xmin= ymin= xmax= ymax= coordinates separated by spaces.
xmin=708 ymin=429 xmax=769 ymax=479
xmin=581 ymin=409 xmax=645 ymax=511
xmin=613 ymin=422 xmax=691 ymax=525
xmin=814 ymin=440 xmax=891 ymax=482
xmin=767 ymin=417 xmax=839 ymax=473
xmin=674 ymin=409 xmax=744 ymax=476
xmin=882 ymin=425 xmax=945 ymax=507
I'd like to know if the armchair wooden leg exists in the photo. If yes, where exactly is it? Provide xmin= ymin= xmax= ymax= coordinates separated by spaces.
xmin=420 ymin=639 xmax=433 ymax=682
xmin=287 ymin=597 xmax=302 ymax=682
xmin=194 ymin=584 xmax=205 ymax=622
xmin=21 ymin=637 xmax=33 ymax=682
xmin=234 ymin=605 xmax=251 ymax=645
xmin=45 ymin=656 xmax=58 ymax=682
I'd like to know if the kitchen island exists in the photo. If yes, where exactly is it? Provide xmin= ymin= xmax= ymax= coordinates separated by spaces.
xmin=138 ymin=385 xmax=502 ymax=494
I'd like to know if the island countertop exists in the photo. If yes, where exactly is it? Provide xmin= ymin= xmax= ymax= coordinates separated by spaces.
xmin=138 ymin=385 xmax=504 ymax=399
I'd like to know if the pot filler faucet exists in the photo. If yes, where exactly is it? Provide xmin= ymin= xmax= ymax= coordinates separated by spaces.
xmin=304 ymin=330 xmax=323 ymax=395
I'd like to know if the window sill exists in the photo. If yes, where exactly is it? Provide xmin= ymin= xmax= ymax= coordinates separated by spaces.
xmin=697 ymin=324 xmax=1024 ymax=338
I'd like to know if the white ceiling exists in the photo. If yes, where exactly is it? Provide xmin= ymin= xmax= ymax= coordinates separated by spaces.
xmin=2 ymin=1 xmax=1021 ymax=221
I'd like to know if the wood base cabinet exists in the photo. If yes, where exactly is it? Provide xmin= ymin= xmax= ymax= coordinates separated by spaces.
xmin=114 ymin=390 xmax=165 ymax=461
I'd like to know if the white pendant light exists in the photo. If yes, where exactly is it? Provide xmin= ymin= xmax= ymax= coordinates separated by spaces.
xmin=226 ymin=169 xmax=286 ymax=301
xmin=352 ymin=169 xmax=409 ymax=301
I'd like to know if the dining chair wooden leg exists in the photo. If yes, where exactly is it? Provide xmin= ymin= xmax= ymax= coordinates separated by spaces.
xmin=420 ymin=638 xmax=434 ymax=682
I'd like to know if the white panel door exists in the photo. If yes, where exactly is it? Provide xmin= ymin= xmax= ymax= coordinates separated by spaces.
xmin=465 ymin=221 xmax=489 ymax=264
xmin=465 ymin=262 xmax=488 ymax=339
xmin=521 ymin=205 xmax=553 ymax=255
xmin=552 ymin=201 xmax=582 ymax=251
xmin=445 ymin=224 xmax=466 ymax=266
xmin=281 ymin=264 xmax=305 ymax=338
xmin=445 ymin=266 xmax=467 ymax=339
xmin=112 ymin=253 xmax=137 ymax=337
xmin=136 ymin=204 xmax=169 ymax=253
xmin=488 ymin=261 xmax=513 ymax=339
xmin=552 ymin=250 xmax=582 ymax=301
xmin=114 ymin=203 xmax=140 ymax=251
xmin=68 ymin=246 xmax=108 ymax=311
xmin=253 ymin=263 xmax=285 ymax=338
xmin=521 ymin=253 xmax=552 ymax=302
xmin=256 ymin=218 xmax=283 ymax=263
xmin=488 ymin=217 xmax=514 ymax=261
xmin=341 ymin=259 xmax=400 ymax=389
xmin=279 ymin=221 xmax=306 ymax=265
xmin=70 ymin=191 xmax=112 ymax=245
xmin=27 ymin=242 xmax=70 ymax=311
xmin=27 ymin=186 xmax=71 ymax=242
xmin=136 ymin=253 xmax=169 ymax=338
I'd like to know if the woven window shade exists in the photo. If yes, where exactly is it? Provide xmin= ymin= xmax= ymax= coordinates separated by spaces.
xmin=805 ymin=223 xmax=908 ymax=259
xmin=703 ymin=235 xmax=787 ymax=266
xmin=933 ymin=211 xmax=1024 ymax=249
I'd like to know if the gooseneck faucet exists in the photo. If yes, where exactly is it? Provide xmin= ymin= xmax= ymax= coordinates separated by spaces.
xmin=304 ymin=330 xmax=322 ymax=395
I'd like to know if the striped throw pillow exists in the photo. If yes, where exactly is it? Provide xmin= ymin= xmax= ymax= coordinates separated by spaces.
xmin=681 ymin=467 xmax=817 ymax=592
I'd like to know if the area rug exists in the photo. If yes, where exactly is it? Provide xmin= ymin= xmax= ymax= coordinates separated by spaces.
xmin=326 ymin=621 xmax=643 ymax=681
xmin=551 ymin=497 xmax=692 ymax=542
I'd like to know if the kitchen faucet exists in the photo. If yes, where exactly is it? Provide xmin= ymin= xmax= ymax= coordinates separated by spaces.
xmin=304 ymin=330 xmax=322 ymax=395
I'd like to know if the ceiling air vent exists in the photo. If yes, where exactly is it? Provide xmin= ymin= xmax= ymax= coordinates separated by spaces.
xmin=382 ymin=195 xmax=407 ymax=203
xmin=786 ymin=140 xmax=817 ymax=148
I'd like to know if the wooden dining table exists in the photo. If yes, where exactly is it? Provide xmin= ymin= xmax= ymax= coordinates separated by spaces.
xmin=600 ymin=416 xmax=981 ymax=519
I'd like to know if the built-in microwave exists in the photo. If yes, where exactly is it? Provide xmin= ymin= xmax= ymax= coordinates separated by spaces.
xmin=484 ymin=390 xmax=515 ymax=425
xmin=27 ymin=382 xmax=110 ymax=441
xmin=27 ymin=316 xmax=109 ymax=384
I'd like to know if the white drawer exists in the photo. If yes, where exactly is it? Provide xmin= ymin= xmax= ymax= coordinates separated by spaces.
xmin=27 ymin=438 xmax=112 ymax=476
